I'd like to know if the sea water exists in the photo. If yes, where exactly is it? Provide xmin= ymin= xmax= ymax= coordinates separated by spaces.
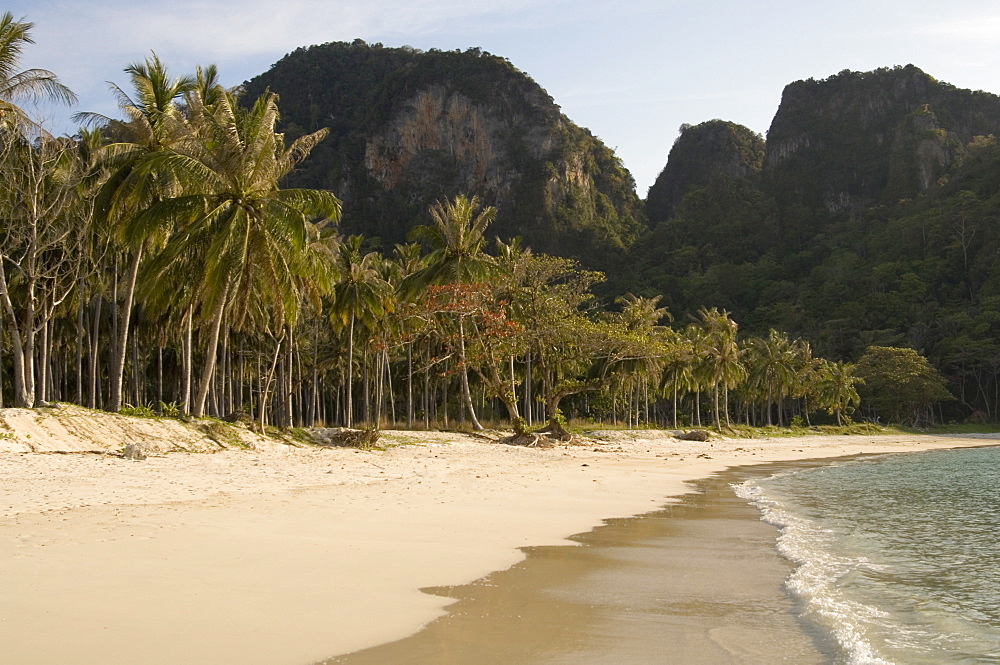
xmin=735 ymin=445 xmax=1000 ymax=665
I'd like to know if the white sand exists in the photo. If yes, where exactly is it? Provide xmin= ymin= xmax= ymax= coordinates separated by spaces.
xmin=0 ymin=414 xmax=996 ymax=665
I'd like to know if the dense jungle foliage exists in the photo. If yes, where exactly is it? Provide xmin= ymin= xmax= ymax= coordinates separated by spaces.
xmin=0 ymin=16 xmax=985 ymax=429
xmin=622 ymin=66 xmax=1000 ymax=422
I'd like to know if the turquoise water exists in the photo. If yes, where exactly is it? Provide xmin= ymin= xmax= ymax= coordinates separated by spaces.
xmin=735 ymin=446 xmax=1000 ymax=665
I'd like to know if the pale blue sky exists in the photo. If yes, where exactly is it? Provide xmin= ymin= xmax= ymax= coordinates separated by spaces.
xmin=9 ymin=0 xmax=1000 ymax=195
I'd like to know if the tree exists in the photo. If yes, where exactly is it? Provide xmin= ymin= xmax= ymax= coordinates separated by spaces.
xmin=0 ymin=12 xmax=76 ymax=134
xmin=83 ymin=53 xmax=197 ymax=412
xmin=0 ymin=134 xmax=83 ymax=407
xmin=509 ymin=254 xmax=612 ymax=428
xmin=133 ymin=86 xmax=341 ymax=418
xmin=814 ymin=359 xmax=862 ymax=425
xmin=854 ymin=346 xmax=952 ymax=425
xmin=330 ymin=236 xmax=390 ymax=428
xmin=744 ymin=329 xmax=798 ymax=427
xmin=401 ymin=194 xmax=497 ymax=430
xmin=695 ymin=307 xmax=746 ymax=430
xmin=605 ymin=294 xmax=672 ymax=426
xmin=660 ymin=327 xmax=697 ymax=428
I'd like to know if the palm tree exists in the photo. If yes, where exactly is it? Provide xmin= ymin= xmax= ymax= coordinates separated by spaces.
xmin=330 ymin=236 xmax=390 ymax=428
xmin=80 ymin=54 xmax=197 ymax=412
xmin=696 ymin=307 xmax=746 ymax=430
xmin=660 ymin=327 xmax=696 ymax=428
xmin=744 ymin=329 xmax=797 ymax=426
xmin=401 ymin=194 xmax=497 ymax=430
xmin=789 ymin=337 xmax=818 ymax=425
xmin=815 ymin=359 xmax=863 ymax=425
xmin=606 ymin=294 xmax=672 ymax=425
xmin=134 ymin=86 xmax=341 ymax=418
xmin=0 ymin=12 xmax=76 ymax=134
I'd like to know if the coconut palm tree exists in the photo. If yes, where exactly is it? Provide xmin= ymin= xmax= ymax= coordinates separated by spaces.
xmin=0 ymin=12 xmax=76 ymax=134
xmin=79 ymin=54 xmax=197 ymax=412
xmin=330 ymin=236 xmax=390 ymax=428
xmin=133 ymin=87 xmax=341 ymax=418
xmin=401 ymin=194 xmax=497 ymax=430
xmin=696 ymin=307 xmax=746 ymax=430
xmin=744 ymin=329 xmax=797 ymax=426
xmin=604 ymin=294 xmax=672 ymax=425
xmin=815 ymin=359 xmax=863 ymax=425
xmin=660 ymin=327 xmax=696 ymax=428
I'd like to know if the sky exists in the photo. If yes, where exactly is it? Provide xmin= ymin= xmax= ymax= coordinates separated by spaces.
xmin=9 ymin=0 xmax=1000 ymax=196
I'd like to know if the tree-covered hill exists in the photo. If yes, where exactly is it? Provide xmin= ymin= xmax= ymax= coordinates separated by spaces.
xmin=624 ymin=65 xmax=1000 ymax=419
xmin=242 ymin=40 xmax=644 ymax=264
xmin=645 ymin=119 xmax=765 ymax=226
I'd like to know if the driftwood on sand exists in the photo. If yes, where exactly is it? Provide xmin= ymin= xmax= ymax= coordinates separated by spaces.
xmin=310 ymin=427 xmax=382 ymax=449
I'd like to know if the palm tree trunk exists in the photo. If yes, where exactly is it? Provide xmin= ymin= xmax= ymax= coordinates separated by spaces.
xmin=157 ymin=346 xmax=163 ymax=408
xmin=75 ymin=281 xmax=84 ymax=405
xmin=406 ymin=342 xmax=414 ymax=429
xmin=109 ymin=246 xmax=142 ymax=412
xmin=385 ymin=349 xmax=396 ymax=426
xmin=442 ymin=358 xmax=449 ymax=429
xmin=192 ymin=286 xmax=229 ymax=418
xmin=457 ymin=316 xmax=483 ymax=430
xmin=258 ymin=333 xmax=283 ymax=433
xmin=345 ymin=312 xmax=355 ymax=428
xmin=38 ymin=308 xmax=50 ymax=404
xmin=524 ymin=354 xmax=532 ymax=426
xmin=0 ymin=264 xmax=29 ymax=408
xmin=713 ymin=384 xmax=722 ymax=430
xmin=362 ymin=347 xmax=370 ymax=425
xmin=88 ymin=295 xmax=102 ymax=409
xmin=181 ymin=306 xmax=193 ymax=414
xmin=672 ymin=370 xmax=679 ymax=428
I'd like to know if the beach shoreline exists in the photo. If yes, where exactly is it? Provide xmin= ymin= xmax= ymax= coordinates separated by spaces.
xmin=1 ymin=426 xmax=996 ymax=665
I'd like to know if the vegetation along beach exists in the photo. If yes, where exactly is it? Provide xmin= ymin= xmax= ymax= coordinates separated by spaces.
xmin=2 ymin=5 xmax=1000 ymax=664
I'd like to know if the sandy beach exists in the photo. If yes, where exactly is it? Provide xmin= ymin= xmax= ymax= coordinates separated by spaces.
xmin=1 ymin=410 xmax=996 ymax=665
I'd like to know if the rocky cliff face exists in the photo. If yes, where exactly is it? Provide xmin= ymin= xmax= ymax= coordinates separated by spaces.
xmin=242 ymin=41 xmax=643 ymax=263
xmin=364 ymin=86 xmax=509 ymax=195
xmin=763 ymin=65 xmax=1000 ymax=217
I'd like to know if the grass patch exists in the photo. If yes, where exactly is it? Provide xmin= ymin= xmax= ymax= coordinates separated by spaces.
xmin=723 ymin=422 xmax=905 ymax=438
xmin=197 ymin=419 xmax=248 ymax=448
xmin=563 ymin=420 xmax=906 ymax=439
xmin=119 ymin=403 xmax=158 ymax=418
xmin=379 ymin=433 xmax=430 ymax=447
xmin=903 ymin=423 xmax=1000 ymax=435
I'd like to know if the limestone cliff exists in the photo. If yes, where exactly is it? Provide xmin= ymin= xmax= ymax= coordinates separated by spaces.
xmin=763 ymin=65 xmax=1000 ymax=217
xmin=242 ymin=41 xmax=643 ymax=263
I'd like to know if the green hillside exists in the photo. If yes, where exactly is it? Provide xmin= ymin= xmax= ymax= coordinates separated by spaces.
xmin=625 ymin=65 xmax=1000 ymax=419
xmin=242 ymin=40 xmax=644 ymax=264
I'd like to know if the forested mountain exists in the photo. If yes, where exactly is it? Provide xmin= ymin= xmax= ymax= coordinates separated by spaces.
xmin=645 ymin=119 xmax=765 ymax=225
xmin=626 ymin=65 xmax=1000 ymax=418
xmin=241 ymin=53 xmax=1000 ymax=420
xmin=0 ymin=12 xmax=990 ymax=429
xmin=241 ymin=40 xmax=644 ymax=263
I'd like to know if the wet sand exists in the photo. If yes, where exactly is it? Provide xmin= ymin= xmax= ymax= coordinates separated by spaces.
xmin=326 ymin=463 xmax=835 ymax=665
